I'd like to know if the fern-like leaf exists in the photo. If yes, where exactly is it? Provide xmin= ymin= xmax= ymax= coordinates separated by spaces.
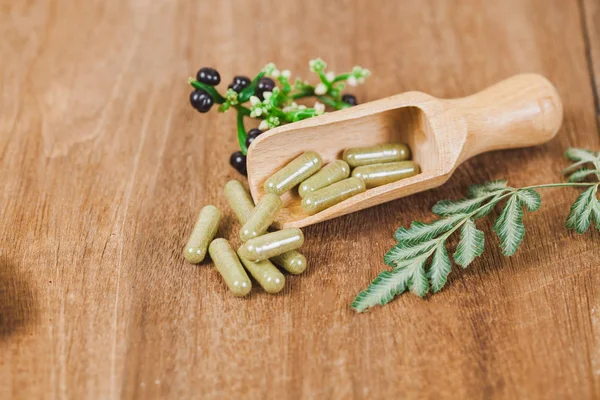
xmin=384 ymin=240 xmax=437 ymax=266
xmin=565 ymin=147 xmax=598 ymax=162
xmin=592 ymin=198 xmax=600 ymax=230
xmin=408 ymin=260 xmax=429 ymax=296
xmin=454 ymin=218 xmax=485 ymax=267
xmin=468 ymin=180 xmax=508 ymax=198
xmin=432 ymin=196 xmax=488 ymax=216
xmin=567 ymin=169 xmax=600 ymax=182
xmin=429 ymin=244 xmax=451 ymax=292
xmin=566 ymin=185 xmax=597 ymax=234
xmin=516 ymin=189 xmax=542 ymax=211
xmin=493 ymin=195 xmax=525 ymax=256
xmin=351 ymin=258 xmax=425 ymax=312
xmin=394 ymin=214 xmax=464 ymax=244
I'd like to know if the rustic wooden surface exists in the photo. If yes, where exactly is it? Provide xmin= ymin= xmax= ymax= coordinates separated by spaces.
xmin=1 ymin=0 xmax=599 ymax=399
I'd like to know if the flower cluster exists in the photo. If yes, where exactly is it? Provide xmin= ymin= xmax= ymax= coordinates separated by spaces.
xmin=188 ymin=59 xmax=371 ymax=175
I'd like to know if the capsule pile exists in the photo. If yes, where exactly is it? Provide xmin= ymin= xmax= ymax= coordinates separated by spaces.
xmin=263 ymin=142 xmax=420 ymax=215
xmin=183 ymin=180 xmax=307 ymax=297
xmin=183 ymin=142 xmax=419 ymax=297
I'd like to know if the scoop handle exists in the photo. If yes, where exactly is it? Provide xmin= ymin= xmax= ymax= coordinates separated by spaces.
xmin=445 ymin=74 xmax=563 ymax=163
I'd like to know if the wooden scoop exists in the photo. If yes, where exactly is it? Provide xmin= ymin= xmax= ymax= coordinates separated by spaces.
xmin=247 ymin=74 xmax=563 ymax=229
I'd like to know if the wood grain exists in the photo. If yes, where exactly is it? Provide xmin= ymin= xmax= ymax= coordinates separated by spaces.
xmin=1 ymin=0 xmax=599 ymax=399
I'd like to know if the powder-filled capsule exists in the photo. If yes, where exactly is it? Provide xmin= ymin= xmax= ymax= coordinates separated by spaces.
xmin=301 ymin=177 xmax=366 ymax=215
xmin=239 ymin=193 xmax=282 ymax=241
xmin=208 ymin=238 xmax=252 ymax=297
xmin=183 ymin=205 xmax=221 ymax=264
xmin=270 ymin=251 xmax=307 ymax=275
xmin=224 ymin=180 xmax=308 ymax=269
xmin=264 ymin=151 xmax=323 ymax=195
xmin=238 ymin=228 xmax=304 ymax=262
xmin=352 ymin=161 xmax=421 ymax=188
xmin=237 ymin=252 xmax=286 ymax=294
xmin=224 ymin=180 xmax=255 ymax=225
xmin=298 ymin=160 xmax=350 ymax=198
xmin=342 ymin=143 xmax=410 ymax=167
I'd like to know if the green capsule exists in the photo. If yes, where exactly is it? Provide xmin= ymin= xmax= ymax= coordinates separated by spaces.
xmin=224 ymin=180 xmax=255 ymax=225
xmin=301 ymin=177 xmax=366 ymax=215
xmin=237 ymin=252 xmax=286 ymax=294
xmin=183 ymin=205 xmax=221 ymax=264
xmin=270 ymin=251 xmax=307 ymax=275
xmin=298 ymin=160 xmax=350 ymax=198
xmin=238 ymin=228 xmax=304 ymax=262
xmin=208 ymin=238 xmax=252 ymax=297
xmin=239 ymin=193 xmax=282 ymax=242
xmin=342 ymin=143 xmax=410 ymax=167
xmin=264 ymin=151 xmax=323 ymax=195
xmin=352 ymin=161 xmax=420 ymax=188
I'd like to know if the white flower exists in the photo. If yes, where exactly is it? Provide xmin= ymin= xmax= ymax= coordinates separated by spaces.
xmin=271 ymin=69 xmax=280 ymax=78
xmin=347 ymin=76 xmax=358 ymax=87
xmin=281 ymin=70 xmax=291 ymax=78
xmin=309 ymin=58 xmax=327 ymax=72
xmin=314 ymin=83 xmax=327 ymax=95
xmin=258 ymin=120 xmax=269 ymax=131
xmin=262 ymin=91 xmax=272 ymax=100
xmin=298 ymin=105 xmax=306 ymax=110
xmin=250 ymin=96 xmax=261 ymax=106
xmin=314 ymin=102 xmax=325 ymax=116
xmin=326 ymin=71 xmax=335 ymax=82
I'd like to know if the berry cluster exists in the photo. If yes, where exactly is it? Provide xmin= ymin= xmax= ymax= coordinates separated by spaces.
xmin=188 ymin=59 xmax=371 ymax=175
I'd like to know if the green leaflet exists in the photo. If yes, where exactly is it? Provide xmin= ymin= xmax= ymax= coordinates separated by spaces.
xmin=351 ymin=258 xmax=425 ymax=312
xmin=565 ymin=147 xmax=598 ymax=162
xmin=516 ymin=189 xmax=542 ymax=211
xmin=432 ymin=196 xmax=489 ymax=216
xmin=493 ymin=195 xmax=525 ymax=256
xmin=384 ymin=239 xmax=437 ymax=266
xmin=454 ymin=219 xmax=485 ymax=267
xmin=592 ymin=198 xmax=600 ymax=230
xmin=409 ymin=260 xmax=429 ymax=296
xmin=429 ymin=245 xmax=451 ymax=292
xmin=566 ymin=185 xmax=598 ymax=234
xmin=468 ymin=180 xmax=508 ymax=198
xmin=473 ymin=191 xmax=506 ymax=218
xmin=394 ymin=214 xmax=464 ymax=244
xmin=568 ymin=169 xmax=600 ymax=182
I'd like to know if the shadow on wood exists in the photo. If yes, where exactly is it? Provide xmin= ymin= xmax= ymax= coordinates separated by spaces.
xmin=0 ymin=260 xmax=37 ymax=340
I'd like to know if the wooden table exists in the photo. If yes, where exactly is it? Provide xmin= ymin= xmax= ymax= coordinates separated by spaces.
xmin=2 ymin=1 xmax=600 ymax=398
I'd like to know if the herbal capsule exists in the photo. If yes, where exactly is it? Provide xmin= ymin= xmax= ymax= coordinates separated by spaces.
xmin=238 ymin=228 xmax=304 ymax=261
xmin=342 ymin=143 xmax=410 ymax=167
xmin=239 ymin=193 xmax=282 ymax=242
xmin=183 ymin=205 xmax=221 ymax=264
xmin=301 ymin=177 xmax=366 ymax=215
xmin=264 ymin=151 xmax=323 ymax=195
xmin=298 ymin=160 xmax=350 ymax=198
xmin=352 ymin=161 xmax=421 ymax=188
xmin=270 ymin=251 xmax=307 ymax=275
xmin=224 ymin=180 xmax=255 ymax=224
xmin=208 ymin=238 xmax=252 ymax=297
xmin=237 ymin=253 xmax=286 ymax=294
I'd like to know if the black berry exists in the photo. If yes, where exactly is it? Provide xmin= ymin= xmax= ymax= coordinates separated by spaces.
xmin=190 ymin=89 xmax=214 ymax=113
xmin=342 ymin=94 xmax=358 ymax=106
xmin=230 ymin=151 xmax=247 ymax=175
xmin=256 ymin=77 xmax=275 ymax=100
xmin=228 ymin=75 xmax=251 ymax=93
xmin=245 ymin=128 xmax=263 ymax=148
xmin=196 ymin=67 xmax=221 ymax=86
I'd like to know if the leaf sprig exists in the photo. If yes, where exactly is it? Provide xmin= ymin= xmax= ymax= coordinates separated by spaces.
xmin=352 ymin=148 xmax=600 ymax=312
xmin=189 ymin=59 xmax=370 ymax=155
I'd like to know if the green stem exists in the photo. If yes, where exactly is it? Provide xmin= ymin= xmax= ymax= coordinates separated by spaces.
xmin=520 ymin=182 xmax=598 ymax=190
xmin=188 ymin=78 xmax=226 ymax=103
xmin=317 ymin=95 xmax=351 ymax=110
xmin=234 ymin=105 xmax=251 ymax=116
xmin=236 ymin=112 xmax=248 ymax=155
